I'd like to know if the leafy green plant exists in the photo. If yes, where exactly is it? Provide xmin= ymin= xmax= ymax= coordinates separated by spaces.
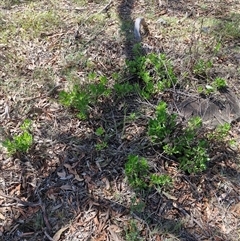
xmin=150 ymin=174 xmax=172 ymax=187
xmin=148 ymin=101 xmax=177 ymax=143
xmin=197 ymin=77 xmax=227 ymax=95
xmin=127 ymin=112 xmax=137 ymax=121
xmin=59 ymin=74 xmax=111 ymax=119
xmin=193 ymin=59 xmax=212 ymax=77
xmin=113 ymin=82 xmax=137 ymax=97
xmin=126 ymin=51 xmax=177 ymax=98
xmin=163 ymin=116 xmax=209 ymax=173
xmin=95 ymin=141 xmax=108 ymax=151
xmin=125 ymin=155 xmax=149 ymax=189
xmin=125 ymin=220 xmax=143 ymax=241
xmin=125 ymin=154 xmax=171 ymax=189
xmin=95 ymin=127 xmax=105 ymax=136
xmin=208 ymin=123 xmax=231 ymax=141
xmin=213 ymin=77 xmax=227 ymax=89
xmin=148 ymin=102 xmax=210 ymax=173
xmin=2 ymin=119 xmax=33 ymax=155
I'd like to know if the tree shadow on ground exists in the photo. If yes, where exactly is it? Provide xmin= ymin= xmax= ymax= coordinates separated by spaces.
xmin=1 ymin=0 xmax=240 ymax=240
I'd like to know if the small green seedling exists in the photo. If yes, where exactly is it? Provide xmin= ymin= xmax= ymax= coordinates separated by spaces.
xmin=193 ymin=59 xmax=212 ymax=77
xmin=125 ymin=154 xmax=172 ymax=189
xmin=95 ymin=141 xmax=108 ymax=151
xmin=95 ymin=127 xmax=105 ymax=136
xmin=208 ymin=123 xmax=231 ymax=141
xmin=125 ymin=155 xmax=149 ymax=189
xmin=125 ymin=219 xmax=143 ymax=241
xmin=213 ymin=77 xmax=227 ymax=90
xmin=2 ymin=119 xmax=33 ymax=156
xmin=198 ymin=77 xmax=227 ymax=95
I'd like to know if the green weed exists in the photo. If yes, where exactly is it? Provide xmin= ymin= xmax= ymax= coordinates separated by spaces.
xmin=125 ymin=155 xmax=149 ymax=189
xmin=149 ymin=101 xmax=233 ymax=173
xmin=193 ymin=59 xmax=212 ymax=77
xmin=163 ymin=116 xmax=209 ymax=173
xmin=113 ymin=82 xmax=137 ymax=97
xmin=95 ymin=127 xmax=105 ymax=137
xmin=208 ymin=123 xmax=231 ymax=141
xmin=126 ymin=51 xmax=177 ymax=98
xmin=148 ymin=101 xmax=177 ymax=143
xmin=95 ymin=141 xmax=108 ymax=151
xmin=150 ymin=173 xmax=172 ymax=187
xmin=197 ymin=77 xmax=227 ymax=95
xmin=149 ymin=102 xmax=210 ymax=173
xmin=59 ymin=74 xmax=111 ymax=119
xmin=213 ymin=77 xmax=227 ymax=90
xmin=2 ymin=119 xmax=33 ymax=156
xmin=125 ymin=220 xmax=143 ymax=241
xmin=125 ymin=154 xmax=172 ymax=189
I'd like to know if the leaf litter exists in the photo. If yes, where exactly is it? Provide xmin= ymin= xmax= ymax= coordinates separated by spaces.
xmin=0 ymin=0 xmax=240 ymax=240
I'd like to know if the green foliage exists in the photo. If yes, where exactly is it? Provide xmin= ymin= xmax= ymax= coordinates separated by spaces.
xmin=113 ymin=82 xmax=137 ymax=97
xmin=149 ymin=101 xmax=233 ymax=173
xmin=125 ymin=155 xmax=149 ymax=189
xmin=213 ymin=77 xmax=227 ymax=89
xmin=2 ymin=119 xmax=33 ymax=155
xmin=149 ymin=102 xmax=210 ymax=173
xmin=148 ymin=101 xmax=177 ymax=143
xmin=197 ymin=77 xmax=227 ymax=95
xmin=59 ymin=74 xmax=111 ymax=119
xmin=213 ymin=13 xmax=240 ymax=40
xmin=125 ymin=220 xmax=143 ymax=241
xmin=59 ymin=85 xmax=90 ymax=120
xmin=193 ymin=59 xmax=213 ymax=76
xmin=126 ymin=51 xmax=177 ymax=98
xmin=214 ymin=42 xmax=221 ymax=54
xmin=95 ymin=127 xmax=105 ymax=136
xmin=125 ymin=154 xmax=171 ymax=189
xmin=208 ymin=123 xmax=231 ymax=141
xmin=150 ymin=174 xmax=172 ymax=187
xmin=127 ymin=112 xmax=137 ymax=121
xmin=95 ymin=141 xmax=108 ymax=151
xmin=95 ymin=126 xmax=108 ymax=150
xmin=163 ymin=116 xmax=209 ymax=173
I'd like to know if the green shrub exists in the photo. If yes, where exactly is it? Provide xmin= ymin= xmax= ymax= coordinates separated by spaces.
xmin=148 ymin=101 xmax=177 ymax=142
xmin=2 ymin=119 xmax=33 ymax=155
xmin=149 ymin=102 xmax=210 ymax=173
xmin=126 ymin=51 xmax=177 ymax=98
xmin=59 ymin=74 xmax=111 ymax=119
xmin=125 ymin=154 xmax=172 ymax=189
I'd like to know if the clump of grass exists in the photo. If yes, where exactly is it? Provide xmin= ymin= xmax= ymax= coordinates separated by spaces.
xmin=1 ymin=6 xmax=63 ymax=43
xmin=213 ymin=13 xmax=240 ymax=40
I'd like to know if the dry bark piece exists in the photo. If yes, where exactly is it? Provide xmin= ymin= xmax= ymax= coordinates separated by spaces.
xmin=177 ymin=89 xmax=240 ymax=128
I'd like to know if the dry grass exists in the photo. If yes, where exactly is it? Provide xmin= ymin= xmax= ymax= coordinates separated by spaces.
xmin=0 ymin=0 xmax=240 ymax=240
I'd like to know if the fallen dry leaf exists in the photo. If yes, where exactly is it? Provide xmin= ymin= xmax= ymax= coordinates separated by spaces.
xmin=52 ymin=225 xmax=69 ymax=241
